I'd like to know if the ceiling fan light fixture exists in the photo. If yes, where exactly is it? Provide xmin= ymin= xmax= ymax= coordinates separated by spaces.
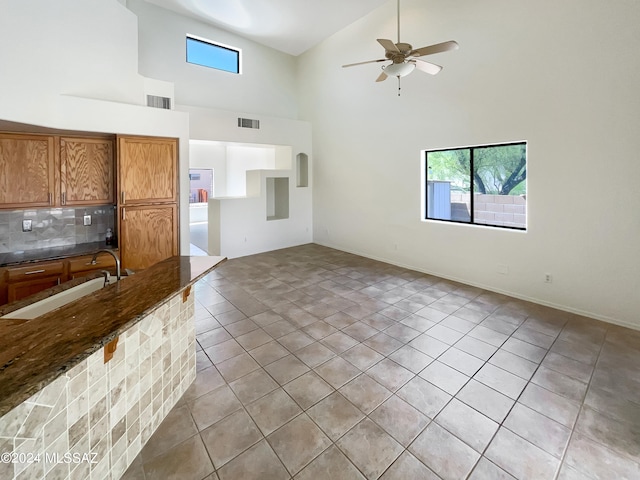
xmin=383 ymin=62 xmax=415 ymax=77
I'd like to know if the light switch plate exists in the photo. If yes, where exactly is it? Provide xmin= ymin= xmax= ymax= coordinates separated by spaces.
xmin=83 ymin=215 xmax=92 ymax=226
xmin=22 ymin=219 xmax=32 ymax=232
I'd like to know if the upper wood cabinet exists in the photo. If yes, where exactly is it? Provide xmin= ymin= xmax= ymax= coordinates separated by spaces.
xmin=118 ymin=136 xmax=178 ymax=204
xmin=0 ymin=133 xmax=55 ymax=209
xmin=60 ymin=137 xmax=114 ymax=206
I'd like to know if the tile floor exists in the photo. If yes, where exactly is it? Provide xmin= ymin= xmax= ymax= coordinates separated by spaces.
xmin=122 ymin=244 xmax=640 ymax=480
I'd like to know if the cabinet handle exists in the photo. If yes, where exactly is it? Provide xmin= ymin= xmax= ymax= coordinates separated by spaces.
xmin=57 ymin=278 xmax=61 ymax=285
xmin=48 ymin=193 xmax=52 ymax=205
xmin=61 ymin=192 xmax=66 ymax=205
xmin=24 ymin=269 xmax=46 ymax=275
xmin=122 ymin=208 xmax=126 ymax=220
xmin=121 ymin=191 xmax=125 ymax=204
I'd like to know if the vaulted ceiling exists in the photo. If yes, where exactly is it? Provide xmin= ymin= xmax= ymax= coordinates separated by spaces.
xmin=142 ymin=0 xmax=388 ymax=56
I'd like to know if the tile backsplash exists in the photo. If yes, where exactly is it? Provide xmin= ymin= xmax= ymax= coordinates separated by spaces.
xmin=0 ymin=206 xmax=116 ymax=254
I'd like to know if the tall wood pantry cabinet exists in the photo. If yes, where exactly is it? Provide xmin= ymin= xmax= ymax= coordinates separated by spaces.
xmin=117 ymin=136 xmax=179 ymax=271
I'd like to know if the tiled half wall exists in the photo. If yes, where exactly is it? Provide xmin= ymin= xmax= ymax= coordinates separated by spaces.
xmin=0 ymin=291 xmax=196 ymax=480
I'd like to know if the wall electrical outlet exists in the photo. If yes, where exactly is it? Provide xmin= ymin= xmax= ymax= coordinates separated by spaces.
xmin=83 ymin=215 xmax=92 ymax=226
xmin=545 ymin=273 xmax=553 ymax=283
xmin=22 ymin=219 xmax=32 ymax=232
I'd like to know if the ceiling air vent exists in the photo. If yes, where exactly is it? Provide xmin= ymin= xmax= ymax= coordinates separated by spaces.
xmin=147 ymin=95 xmax=171 ymax=110
xmin=238 ymin=117 xmax=260 ymax=129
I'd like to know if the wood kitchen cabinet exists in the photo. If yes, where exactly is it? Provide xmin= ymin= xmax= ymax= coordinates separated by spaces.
xmin=60 ymin=137 xmax=114 ymax=206
xmin=117 ymin=135 xmax=179 ymax=271
xmin=5 ymin=260 xmax=65 ymax=303
xmin=0 ymin=133 xmax=55 ymax=209
xmin=117 ymin=136 xmax=178 ymax=204
xmin=119 ymin=204 xmax=178 ymax=271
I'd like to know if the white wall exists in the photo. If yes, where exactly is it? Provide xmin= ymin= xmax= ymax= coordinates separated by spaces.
xmin=189 ymin=142 xmax=228 ymax=197
xmin=0 ymin=0 xmax=193 ymax=254
xmin=226 ymin=146 xmax=276 ymax=196
xmin=298 ymin=0 xmax=640 ymax=328
xmin=127 ymin=0 xmax=298 ymax=118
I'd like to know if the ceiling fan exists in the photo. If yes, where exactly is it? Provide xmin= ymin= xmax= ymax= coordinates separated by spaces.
xmin=342 ymin=0 xmax=459 ymax=95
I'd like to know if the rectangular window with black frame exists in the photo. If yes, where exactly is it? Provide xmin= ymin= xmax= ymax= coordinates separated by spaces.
xmin=425 ymin=142 xmax=527 ymax=230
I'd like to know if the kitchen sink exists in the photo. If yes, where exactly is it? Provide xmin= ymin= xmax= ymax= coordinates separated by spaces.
xmin=1 ymin=275 xmax=115 ymax=320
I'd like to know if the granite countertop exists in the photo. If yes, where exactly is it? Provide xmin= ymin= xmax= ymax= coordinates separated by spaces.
xmin=0 ymin=255 xmax=226 ymax=416
xmin=0 ymin=241 xmax=118 ymax=267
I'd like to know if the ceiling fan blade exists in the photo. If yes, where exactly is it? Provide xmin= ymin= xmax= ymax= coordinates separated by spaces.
xmin=376 ymin=71 xmax=388 ymax=82
xmin=411 ymin=59 xmax=443 ymax=75
xmin=377 ymin=38 xmax=399 ymax=52
xmin=342 ymin=58 xmax=387 ymax=68
xmin=410 ymin=40 xmax=459 ymax=58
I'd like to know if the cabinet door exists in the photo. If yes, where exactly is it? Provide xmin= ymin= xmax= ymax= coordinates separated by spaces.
xmin=119 ymin=204 xmax=178 ymax=270
xmin=60 ymin=137 xmax=114 ymax=206
xmin=0 ymin=133 xmax=55 ymax=209
xmin=118 ymin=136 xmax=178 ymax=204
xmin=6 ymin=260 xmax=65 ymax=303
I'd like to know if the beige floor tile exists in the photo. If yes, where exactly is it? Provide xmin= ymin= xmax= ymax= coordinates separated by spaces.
xmin=198 ymin=327 xmax=232 ymax=349
xmin=295 ymin=342 xmax=336 ymax=368
xmin=245 ymin=388 xmax=302 ymax=436
xmin=295 ymin=445 xmax=365 ymax=480
xmin=519 ymin=382 xmax=580 ymax=428
xmin=342 ymin=321 xmax=379 ymax=342
xmin=321 ymin=331 xmax=360 ymax=354
xmin=229 ymin=369 xmax=278 ymax=405
xmin=225 ymin=318 xmax=260 ymax=337
xmin=564 ymin=433 xmax=640 ymax=479
xmin=248 ymin=341 xmax=290 ymax=367
xmin=388 ymin=345 xmax=433 ymax=374
xmin=306 ymin=392 xmax=365 ymax=441
xmin=342 ymin=343 xmax=385 ymax=371
xmin=201 ymin=409 xmax=262 ymax=468
xmin=262 ymin=319 xmax=298 ymax=339
xmin=409 ymin=422 xmax=480 ymax=480
xmin=438 ymin=347 xmax=485 ymax=377
xmin=217 ymin=440 xmax=289 ymax=480
xmin=339 ymin=374 xmax=392 ymax=414
xmin=250 ymin=310 xmax=286 ymax=327
xmin=468 ymin=325 xmax=509 ymax=347
xmin=396 ymin=376 xmax=451 ymax=418
xmin=435 ymin=398 xmax=499 ymax=453
xmin=303 ymin=320 xmax=339 ymax=340
xmin=235 ymin=328 xmax=273 ymax=351
xmin=541 ymin=351 xmax=593 ymax=383
xmin=337 ymin=418 xmax=403 ymax=480
xmin=454 ymin=336 xmax=498 ymax=361
xmin=204 ymin=339 xmax=244 ymax=364
xmin=379 ymin=451 xmax=440 ymax=480
xmin=188 ymin=384 xmax=243 ymax=431
xmin=468 ymin=457 xmax=516 ymax=480
xmin=278 ymin=331 xmax=315 ymax=352
xmin=283 ymin=371 xmax=334 ymax=409
xmin=574 ymin=405 xmax=640 ymax=462
xmin=268 ymin=413 xmax=332 ymax=475
xmin=216 ymin=352 xmax=261 ymax=383
xmin=456 ymin=379 xmax=515 ymax=423
xmin=504 ymin=403 xmax=571 ymax=458
xmin=485 ymin=427 xmax=559 ymax=480
xmin=383 ymin=323 xmax=421 ymax=343
xmin=426 ymin=324 xmax=466 ymax=345
xmin=408 ymin=334 xmax=449 ymax=358
xmin=399 ymin=314 xmax=436 ymax=332
xmin=181 ymin=366 xmax=226 ymax=403
xmin=363 ymin=332 xmax=404 ymax=356
xmin=140 ymin=404 xmax=198 ymax=462
xmin=501 ymin=336 xmax=547 ymax=363
xmin=314 ymin=356 xmax=361 ymax=389
xmin=419 ymin=360 xmax=470 ymax=395
xmin=473 ymin=363 xmax=527 ymax=400
xmin=370 ymin=394 xmax=429 ymax=446
xmin=142 ymin=434 xmax=214 ymax=480
xmin=489 ymin=349 xmax=538 ymax=380
xmin=324 ymin=312 xmax=359 ymax=329
xmin=366 ymin=358 xmax=415 ymax=392
xmin=265 ymin=354 xmax=310 ymax=385
xmin=531 ymin=366 xmax=588 ymax=402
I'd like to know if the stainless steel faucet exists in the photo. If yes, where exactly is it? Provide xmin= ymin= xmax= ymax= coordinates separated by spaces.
xmin=91 ymin=249 xmax=121 ymax=281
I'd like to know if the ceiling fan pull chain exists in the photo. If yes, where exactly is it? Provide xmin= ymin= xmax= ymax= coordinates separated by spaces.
xmin=398 ymin=76 xmax=401 ymax=96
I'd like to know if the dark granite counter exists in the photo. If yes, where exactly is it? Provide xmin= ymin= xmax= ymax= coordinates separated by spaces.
xmin=0 ymin=241 xmax=117 ymax=267
xmin=0 ymin=255 xmax=225 ymax=416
